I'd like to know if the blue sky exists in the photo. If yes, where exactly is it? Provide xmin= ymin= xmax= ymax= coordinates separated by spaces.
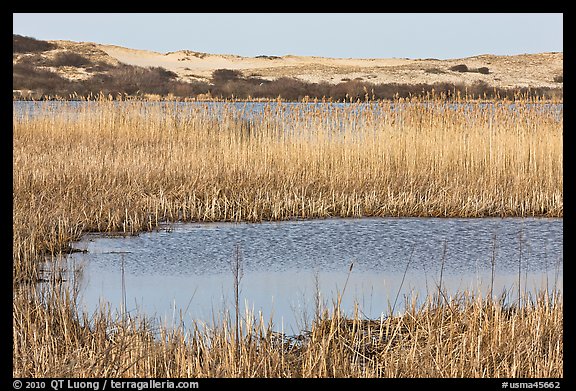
xmin=13 ymin=13 xmax=563 ymax=59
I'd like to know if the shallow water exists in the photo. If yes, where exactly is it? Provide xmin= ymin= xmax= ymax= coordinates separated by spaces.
xmin=13 ymin=100 xmax=564 ymax=122
xmin=63 ymin=217 xmax=562 ymax=333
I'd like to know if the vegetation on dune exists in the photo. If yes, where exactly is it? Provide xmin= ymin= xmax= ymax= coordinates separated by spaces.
xmin=13 ymin=63 xmax=563 ymax=101
xmin=13 ymin=34 xmax=563 ymax=101
xmin=13 ymin=34 xmax=56 ymax=53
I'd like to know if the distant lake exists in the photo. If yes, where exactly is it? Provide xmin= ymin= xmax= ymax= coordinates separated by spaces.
xmin=13 ymin=100 xmax=564 ymax=122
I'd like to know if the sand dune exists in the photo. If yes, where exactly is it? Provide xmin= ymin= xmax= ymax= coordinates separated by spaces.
xmin=15 ymin=39 xmax=558 ymax=91
xmin=95 ymin=43 xmax=562 ymax=89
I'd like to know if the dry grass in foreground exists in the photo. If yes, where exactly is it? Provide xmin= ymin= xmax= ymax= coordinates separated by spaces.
xmin=13 ymin=285 xmax=562 ymax=378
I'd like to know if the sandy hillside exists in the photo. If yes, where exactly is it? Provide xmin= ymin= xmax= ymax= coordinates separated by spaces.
xmin=95 ymin=43 xmax=562 ymax=89
xmin=12 ymin=39 xmax=560 ymax=91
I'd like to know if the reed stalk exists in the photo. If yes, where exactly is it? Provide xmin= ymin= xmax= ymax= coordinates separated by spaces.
xmin=13 ymin=96 xmax=563 ymax=377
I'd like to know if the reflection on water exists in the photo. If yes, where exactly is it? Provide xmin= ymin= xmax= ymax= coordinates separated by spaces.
xmin=13 ymin=100 xmax=564 ymax=123
xmin=64 ymin=217 xmax=562 ymax=333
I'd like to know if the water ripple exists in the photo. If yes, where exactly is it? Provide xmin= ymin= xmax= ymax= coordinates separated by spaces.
xmin=75 ymin=217 xmax=562 ymax=277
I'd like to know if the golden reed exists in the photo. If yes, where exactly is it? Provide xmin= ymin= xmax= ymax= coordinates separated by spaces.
xmin=13 ymin=97 xmax=563 ymax=377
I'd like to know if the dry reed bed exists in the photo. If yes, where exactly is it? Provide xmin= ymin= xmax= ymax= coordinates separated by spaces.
xmin=13 ymin=285 xmax=562 ymax=377
xmin=13 ymin=98 xmax=563 ymax=377
xmin=13 ymin=99 xmax=562 ymax=282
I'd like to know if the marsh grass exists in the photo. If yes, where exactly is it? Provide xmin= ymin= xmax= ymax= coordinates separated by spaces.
xmin=13 ymin=279 xmax=563 ymax=377
xmin=13 ymin=98 xmax=562 ymax=281
xmin=13 ymin=97 xmax=563 ymax=377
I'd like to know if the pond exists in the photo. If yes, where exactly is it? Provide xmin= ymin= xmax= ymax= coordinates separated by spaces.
xmin=60 ymin=217 xmax=563 ymax=334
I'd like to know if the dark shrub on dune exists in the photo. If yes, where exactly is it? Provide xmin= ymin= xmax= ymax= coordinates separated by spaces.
xmin=13 ymin=34 xmax=56 ymax=54
xmin=450 ymin=64 xmax=469 ymax=72
xmin=48 ymin=52 xmax=92 ymax=68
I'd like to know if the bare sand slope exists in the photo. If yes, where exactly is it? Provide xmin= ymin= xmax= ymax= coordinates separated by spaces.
xmin=49 ymin=40 xmax=562 ymax=89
